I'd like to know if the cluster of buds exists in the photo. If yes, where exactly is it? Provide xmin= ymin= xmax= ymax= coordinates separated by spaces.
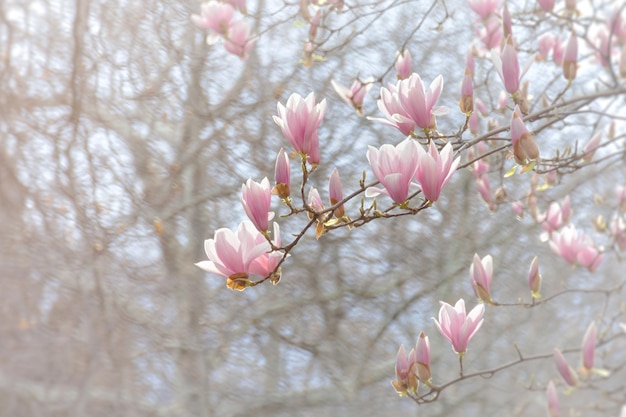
xmin=191 ymin=0 xmax=255 ymax=60
xmin=392 ymin=332 xmax=431 ymax=396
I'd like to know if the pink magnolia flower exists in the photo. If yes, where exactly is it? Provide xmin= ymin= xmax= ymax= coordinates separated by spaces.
xmin=528 ymin=256 xmax=542 ymax=298
xmin=583 ymin=132 xmax=602 ymax=162
xmin=553 ymin=348 xmax=579 ymax=386
xmin=365 ymin=138 xmax=420 ymax=205
xmin=539 ymin=196 xmax=571 ymax=234
xmin=369 ymin=73 xmax=448 ymax=134
xmin=477 ymin=16 xmax=503 ymax=50
xmin=242 ymin=177 xmax=274 ymax=232
xmin=414 ymin=142 xmax=460 ymax=202
xmin=476 ymin=176 xmax=494 ymax=205
xmin=273 ymin=92 xmax=327 ymax=165
xmin=396 ymin=49 xmax=413 ymax=80
xmin=224 ymin=20 xmax=256 ymax=60
xmin=546 ymin=380 xmax=560 ymax=417
xmin=459 ymin=67 xmax=474 ymax=114
xmin=468 ymin=0 xmax=501 ymax=19
xmin=191 ymin=1 xmax=235 ymax=40
xmin=470 ymin=253 xmax=493 ymax=303
xmin=537 ymin=33 xmax=555 ymax=60
xmin=392 ymin=344 xmax=418 ymax=395
xmin=511 ymin=105 xmax=540 ymax=164
xmin=492 ymin=42 xmax=532 ymax=95
xmin=249 ymin=222 xmax=283 ymax=278
xmin=196 ymin=221 xmax=272 ymax=290
xmin=415 ymin=332 xmax=431 ymax=383
xmin=369 ymin=83 xmax=416 ymax=135
xmin=562 ymin=32 xmax=578 ymax=80
xmin=308 ymin=187 xmax=324 ymax=213
xmin=329 ymin=168 xmax=345 ymax=217
xmin=433 ymin=299 xmax=485 ymax=354
xmin=272 ymin=148 xmax=291 ymax=199
xmin=397 ymin=73 xmax=448 ymax=130
xmin=512 ymin=200 xmax=524 ymax=217
xmin=581 ymin=321 xmax=597 ymax=371
xmin=549 ymin=225 xmax=604 ymax=272
xmin=331 ymin=77 xmax=374 ymax=115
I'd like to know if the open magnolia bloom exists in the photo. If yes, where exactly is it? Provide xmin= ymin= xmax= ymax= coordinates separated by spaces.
xmin=433 ymin=299 xmax=485 ymax=355
xmin=196 ymin=221 xmax=282 ymax=290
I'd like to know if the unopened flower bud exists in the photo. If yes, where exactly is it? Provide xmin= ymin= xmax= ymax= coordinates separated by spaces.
xmin=562 ymin=33 xmax=578 ymax=81
xmin=528 ymin=256 xmax=542 ymax=298
xmin=415 ymin=332 xmax=431 ymax=383
xmin=581 ymin=321 xmax=597 ymax=371
xmin=553 ymin=348 xmax=579 ymax=387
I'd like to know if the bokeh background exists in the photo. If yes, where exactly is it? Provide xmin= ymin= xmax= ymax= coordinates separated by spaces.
xmin=1 ymin=0 xmax=625 ymax=416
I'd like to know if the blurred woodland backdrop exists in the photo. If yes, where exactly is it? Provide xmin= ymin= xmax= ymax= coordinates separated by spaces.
xmin=0 ymin=0 xmax=625 ymax=416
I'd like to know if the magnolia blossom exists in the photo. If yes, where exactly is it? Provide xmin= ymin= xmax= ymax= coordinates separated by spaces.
xmin=224 ymin=20 xmax=256 ymax=60
xmin=369 ymin=73 xmax=448 ymax=134
xmin=581 ymin=321 xmax=597 ymax=370
xmin=365 ymin=138 xmax=420 ymax=204
xmin=415 ymin=332 xmax=431 ymax=383
xmin=477 ymin=16 xmax=503 ymax=50
xmin=459 ymin=67 xmax=474 ymax=114
xmin=468 ymin=0 xmax=501 ymax=19
xmin=583 ymin=132 xmax=602 ymax=162
xmin=433 ymin=299 xmax=485 ymax=354
xmin=539 ymin=196 xmax=571 ymax=234
xmin=511 ymin=105 xmax=540 ymax=165
xmin=414 ymin=142 xmax=460 ymax=202
xmin=329 ymin=168 xmax=345 ymax=217
xmin=492 ymin=42 xmax=532 ymax=95
xmin=562 ymin=32 xmax=578 ymax=80
xmin=248 ymin=222 xmax=283 ymax=279
xmin=273 ymin=92 xmax=327 ymax=165
xmin=397 ymin=73 xmax=448 ymax=130
xmin=546 ymin=381 xmax=560 ymax=417
xmin=552 ymin=36 xmax=564 ymax=64
xmin=528 ymin=256 xmax=542 ymax=298
xmin=308 ymin=187 xmax=324 ymax=213
xmin=331 ymin=77 xmax=374 ymax=115
xmin=392 ymin=344 xmax=418 ymax=395
xmin=553 ymin=348 xmax=579 ymax=386
xmin=369 ymin=83 xmax=416 ymax=135
xmin=191 ymin=1 xmax=235 ymax=40
xmin=537 ymin=33 xmax=555 ymax=60
xmin=395 ymin=49 xmax=413 ymax=80
xmin=242 ymin=177 xmax=274 ymax=232
xmin=196 ymin=221 xmax=272 ymax=290
xmin=549 ymin=225 xmax=604 ymax=272
xmin=272 ymin=148 xmax=291 ymax=199
xmin=470 ymin=253 xmax=493 ymax=303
